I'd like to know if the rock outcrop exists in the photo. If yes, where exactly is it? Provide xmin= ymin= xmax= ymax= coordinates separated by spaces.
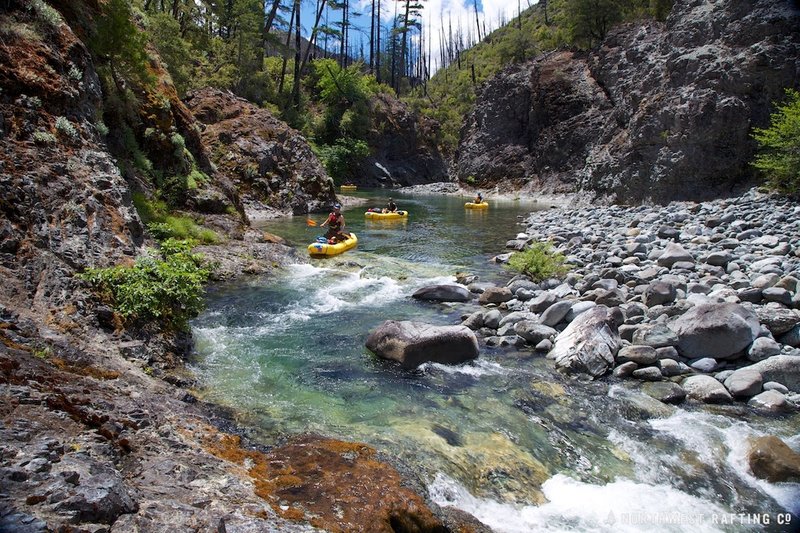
xmin=454 ymin=0 xmax=800 ymax=203
xmin=185 ymin=87 xmax=336 ymax=219
xmin=357 ymin=93 xmax=448 ymax=188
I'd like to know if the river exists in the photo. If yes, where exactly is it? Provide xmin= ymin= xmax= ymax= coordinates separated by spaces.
xmin=191 ymin=190 xmax=800 ymax=532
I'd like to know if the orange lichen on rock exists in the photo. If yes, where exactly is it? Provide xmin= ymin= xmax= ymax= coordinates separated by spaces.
xmin=203 ymin=431 xmax=446 ymax=532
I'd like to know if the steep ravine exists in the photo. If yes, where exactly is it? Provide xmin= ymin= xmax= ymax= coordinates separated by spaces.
xmin=0 ymin=2 xmax=458 ymax=531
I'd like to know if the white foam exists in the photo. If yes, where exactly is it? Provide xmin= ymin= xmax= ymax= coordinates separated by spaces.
xmin=429 ymin=472 xmax=728 ymax=533
xmin=421 ymin=359 xmax=508 ymax=377
xmin=650 ymin=410 xmax=800 ymax=515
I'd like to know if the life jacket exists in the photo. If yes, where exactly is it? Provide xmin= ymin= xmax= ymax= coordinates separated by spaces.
xmin=327 ymin=212 xmax=343 ymax=231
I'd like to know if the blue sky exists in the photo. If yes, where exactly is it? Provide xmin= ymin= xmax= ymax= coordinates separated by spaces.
xmin=298 ymin=0 xmax=525 ymax=72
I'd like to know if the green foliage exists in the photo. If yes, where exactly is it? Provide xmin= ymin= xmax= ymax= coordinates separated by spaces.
xmin=132 ymin=192 xmax=219 ymax=243
xmin=79 ymin=238 xmax=211 ymax=330
xmin=315 ymin=138 xmax=371 ymax=183
xmin=55 ymin=116 xmax=78 ymax=139
xmin=32 ymin=130 xmax=56 ymax=145
xmin=90 ymin=0 xmax=154 ymax=88
xmin=752 ymin=89 xmax=800 ymax=195
xmin=506 ymin=241 xmax=570 ymax=281
xmin=27 ymin=0 xmax=62 ymax=30
xmin=146 ymin=12 xmax=194 ymax=96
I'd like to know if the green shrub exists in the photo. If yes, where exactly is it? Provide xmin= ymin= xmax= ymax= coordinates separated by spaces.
xmin=506 ymin=241 xmax=569 ymax=281
xmin=316 ymin=138 xmax=370 ymax=182
xmin=79 ymin=238 xmax=210 ymax=330
xmin=752 ymin=88 xmax=800 ymax=195
xmin=133 ymin=192 xmax=219 ymax=244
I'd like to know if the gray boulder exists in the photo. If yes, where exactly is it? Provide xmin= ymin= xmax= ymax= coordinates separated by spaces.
xmin=747 ymin=336 xmax=782 ymax=362
xmin=366 ymin=320 xmax=479 ymax=369
xmin=672 ymin=303 xmax=760 ymax=359
xmin=657 ymin=243 xmax=693 ymax=267
xmin=513 ymin=321 xmax=558 ymax=345
xmin=539 ymin=300 xmax=573 ymax=326
xmin=551 ymin=306 xmax=621 ymax=378
xmin=748 ymin=390 xmax=788 ymax=413
xmin=642 ymin=381 xmax=686 ymax=404
xmin=682 ymin=375 xmax=733 ymax=404
xmin=756 ymin=305 xmax=800 ymax=336
xmin=412 ymin=284 xmax=471 ymax=302
xmin=483 ymin=309 xmax=502 ymax=329
xmin=723 ymin=368 xmax=763 ymax=398
xmin=643 ymin=281 xmax=677 ymax=307
xmin=617 ymin=345 xmax=658 ymax=365
xmin=631 ymin=323 xmax=679 ymax=348
xmin=749 ymin=355 xmax=800 ymax=391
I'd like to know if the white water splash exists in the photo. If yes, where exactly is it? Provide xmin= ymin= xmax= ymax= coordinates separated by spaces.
xmin=428 ymin=472 xmax=729 ymax=533
xmin=420 ymin=359 xmax=508 ymax=377
xmin=650 ymin=411 xmax=800 ymax=515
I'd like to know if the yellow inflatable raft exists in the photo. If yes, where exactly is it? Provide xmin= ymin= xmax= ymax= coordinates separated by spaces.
xmin=308 ymin=233 xmax=358 ymax=257
xmin=465 ymin=202 xmax=489 ymax=209
xmin=364 ymin=210 xmax=408 ymax=220
xmin=340 ymin=185 xmax=357 ymax=191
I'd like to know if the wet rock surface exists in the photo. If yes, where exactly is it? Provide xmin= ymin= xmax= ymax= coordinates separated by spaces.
xmin=366 ymin=320 xmax=480 ymax=368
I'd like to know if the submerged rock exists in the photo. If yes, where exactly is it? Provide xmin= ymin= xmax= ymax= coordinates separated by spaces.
xmin=748 ymin=436 xmax=800 ymax=483
xmin=366 ymin=320 xmax=479 ymax=369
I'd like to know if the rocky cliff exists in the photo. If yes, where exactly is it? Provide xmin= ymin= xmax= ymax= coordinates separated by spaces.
xmin=454 ymin=0 xmax=800 ymax=203
xmin=358 ymin=93 xmax=449 ymax=188
xmin=0 ymin=2 xmax=455 ymax=531
xmin=185 ymin=88 xmax=337 ymax=219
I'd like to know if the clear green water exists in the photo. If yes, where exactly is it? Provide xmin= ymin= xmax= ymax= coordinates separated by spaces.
xmin=191 ymin=191 xmax=800 ymax=532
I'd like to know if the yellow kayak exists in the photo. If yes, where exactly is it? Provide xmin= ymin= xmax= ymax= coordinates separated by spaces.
xmin=364 ymin=210 xmax=408 ymax=220
xmin=465 ymin=202 xmax=489 ymax=209
xmin=340 ymin=185 xmax=357 ymax=191
xmin=308 ymin=233 xmax=358 ymax=257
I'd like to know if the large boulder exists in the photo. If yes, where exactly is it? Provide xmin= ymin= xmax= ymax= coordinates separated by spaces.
xmin=365 ymin=321 xmax=479 ymax=369
xmin=550 ymin=306 xmax=621 ymax=378
xmin=681 ymin=375 xmax=733 ymax=404
xmin=478 ymin=287 xmax=514 ymax=305
xmin=412 ymin=285 xmax=472 ymax=302
xmin=749 ymin=355 xmax=800 ymax=392
xmin=747 ymin=436 xmax=800 ymax=483
xmin=671 ymin=303 xmax=760 ymax=359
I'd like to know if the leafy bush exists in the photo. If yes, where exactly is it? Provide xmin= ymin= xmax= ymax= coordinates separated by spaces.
xmin=132 ymin=192 xmax=219 ymax=243
xmin=316 ymin=138 xmax=371 ymax=183
xmin=506 ymin=241 xmax=569 ymax=281
xmin=752 ymin=88 xmax=800 ymax=195
xmin=79 ymin=239 xmax=210 ymax=330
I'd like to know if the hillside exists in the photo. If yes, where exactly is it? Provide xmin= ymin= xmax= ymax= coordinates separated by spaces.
xmin=452 ymin=0 xmax=800 ymax=203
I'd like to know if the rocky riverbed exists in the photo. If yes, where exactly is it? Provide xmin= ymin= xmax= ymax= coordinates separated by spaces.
xmin=417 ymin=188 xmax=800 ymax=485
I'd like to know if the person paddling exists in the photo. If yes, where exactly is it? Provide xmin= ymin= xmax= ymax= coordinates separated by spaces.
xmin=384 ymin=197 xmax=398 ymax=213
xmin=474 ymin=192 xmax=483 ymax=204
xmin=320 ymin=203 xmax=348 ymax=243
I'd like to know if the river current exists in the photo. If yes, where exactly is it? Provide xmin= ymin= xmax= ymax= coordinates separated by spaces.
xmin=191 ymin=191 xmax=800 ymax=532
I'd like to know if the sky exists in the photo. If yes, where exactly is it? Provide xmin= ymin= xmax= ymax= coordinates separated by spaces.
xmin=301 ymin=0 xmax=531 ymax=73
